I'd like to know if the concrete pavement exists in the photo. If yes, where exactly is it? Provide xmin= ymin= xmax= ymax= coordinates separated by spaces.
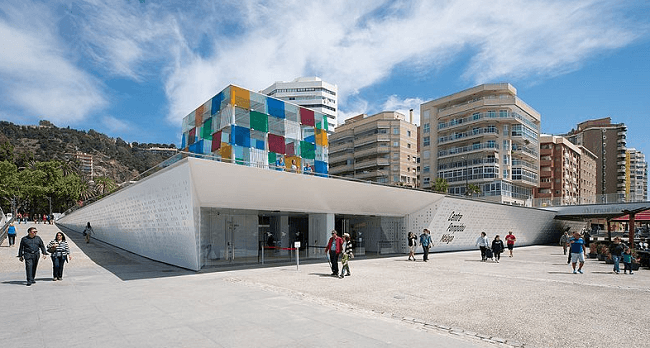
xmin=1 ymin=223 xmax=649 ymax=348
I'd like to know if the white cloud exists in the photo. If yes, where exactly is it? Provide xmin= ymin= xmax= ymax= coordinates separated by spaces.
xmin=100 ymin=115 xmax=131 ymax=134
xmin=0 ymin=1 xmax=106 ymax=123
xmin=382 ymin=96 xmax=424 ymax=125
xmin=159 ymin=0 xmax=644 ymax=126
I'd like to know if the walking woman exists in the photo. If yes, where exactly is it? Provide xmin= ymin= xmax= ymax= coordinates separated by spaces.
xmin=475 ymin=232 xmax=490 ymax=261
xmin=48 ymin=232 xmax=72 ymax=281
xmin=339 ymin=233 xmax=354 ymax=278
xmin=83 ymin=222 xmax=93 ymax=243
xmin=407 ymin=232 xmax=418 ymax=261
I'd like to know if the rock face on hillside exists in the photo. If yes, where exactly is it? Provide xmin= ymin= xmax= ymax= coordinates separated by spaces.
xmin=0 ymin=121 xmax=177 ymax=183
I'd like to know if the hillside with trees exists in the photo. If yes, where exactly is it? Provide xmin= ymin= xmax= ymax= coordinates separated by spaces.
xmin=0 ymin=120 xmax=177 ymax=216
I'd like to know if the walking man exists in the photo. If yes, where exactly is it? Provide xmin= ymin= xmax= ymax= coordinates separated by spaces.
xmin=569 ymin=231 xmax=586 ymax=274
xmin=559 ymin=231 xmax=570 ymax=256
xmin=17 ymin=227 xmax=48 ymax=285
xmin=325 ymin=230 xmax=343 ymax=276
xmin=610 ymin=237 xmax=625 ymax=274
xmin=506 ymin=231 xmax=516 ymax=257
xmin=419 ymin=229 xmax=433 ymax=262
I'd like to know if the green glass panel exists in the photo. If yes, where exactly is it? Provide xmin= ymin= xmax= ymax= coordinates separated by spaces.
xmin=268 ymin=152 xmax=276 ymax=164
xmin=300 ymin=141 xmax=315 ymax=160
xmin=250 ymin=111 xmax=268 ymax=132
xmin=202 ymin=118 xmax=213 ymax=140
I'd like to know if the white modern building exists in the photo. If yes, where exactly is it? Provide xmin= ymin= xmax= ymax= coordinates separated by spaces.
xmin=626 ymin=148 xmax=648 ymax=202
xmin=261 ymin=77 xmax=338 ymax=132
xmin=57 ymin=155 xmax=581 ymax=271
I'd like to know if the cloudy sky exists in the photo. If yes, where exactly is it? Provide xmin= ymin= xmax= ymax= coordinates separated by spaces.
xmin=1 ymin=0 xmax=649 ymax=156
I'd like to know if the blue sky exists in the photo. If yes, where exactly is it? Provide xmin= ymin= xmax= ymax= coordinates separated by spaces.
xmin=1 ymin=0 xmax=649 ymax=159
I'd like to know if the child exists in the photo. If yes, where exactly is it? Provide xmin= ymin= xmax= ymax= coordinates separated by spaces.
xmin=622 ymin=247 xmax=635 ymax=275
xmin=492 ymin=235 xmax=505 ymax=263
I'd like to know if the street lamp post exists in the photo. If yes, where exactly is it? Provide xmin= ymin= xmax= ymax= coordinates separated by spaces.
xmin=46 ymin=196 xmax=52 ymax=219
xmin=461 ymin=156 xmax=469 ymax=196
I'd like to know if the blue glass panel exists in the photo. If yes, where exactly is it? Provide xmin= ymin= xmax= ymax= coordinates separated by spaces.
xmin=181 ymin=133 xmax=187 ymax=149
xmin=314 ymin=160 xmax=328 ymax=175
xmin=231 ymin=125 xmax=251 ymax=148
xmin=304 ymin=135 xmax=315 ymax=143
xmin=267 ymin=97 xmax=285 ymax=119
xmin=189 ymin=140 xmax=204 ymax=154
xmin=211 ymin=92 xmax=224 ymax=115
xmin=255 ymin=139 xmax=265 ymax=150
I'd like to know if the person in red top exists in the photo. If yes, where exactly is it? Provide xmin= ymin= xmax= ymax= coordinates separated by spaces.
xmin=505 ymin=231 xmax=516 ymax=257
xmin=325 ymin=230 xmax=343 ymax=276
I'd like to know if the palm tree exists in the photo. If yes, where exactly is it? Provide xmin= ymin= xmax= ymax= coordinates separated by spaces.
xmin=467 ymin=184 xmax=481 ymax=197
xmin=432 ymin=177 xmax=449 ymax=194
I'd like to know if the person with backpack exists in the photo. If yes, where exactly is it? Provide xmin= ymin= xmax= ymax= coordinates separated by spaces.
xmin=419 ymin=229 xmax=433 ymax=262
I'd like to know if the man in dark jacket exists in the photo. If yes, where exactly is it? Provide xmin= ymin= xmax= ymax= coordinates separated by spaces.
xmin=18 ymin=227 xmax=48 ymax=286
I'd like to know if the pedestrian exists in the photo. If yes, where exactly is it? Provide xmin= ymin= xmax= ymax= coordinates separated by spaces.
xmin=491 ymin=235 xmax=505 ymax=263
xmin=559 ymin=231 xmax=570 ymax=256
xmin=475 ymin=232 xmax=490 ymax=261
xmin=47 ymin=232 xmax=72 ymax=281
xmin=83 ymin=222 xmax=93 ymax=243
xmin=407 ymin=231 xmax=418 ymax=261
xmin=610 ymin=237 xmax=625 ymax=274
xmin=419 ymin=229 xmax=433 ymax=262
xmin=505 ymin=231 xmax=516 ymax=257
xmin=17 ymin=227 xmax=48 ymax=286
xmin=622 ymin=247 xmax=635 ymax=275
xmin=7 ymin=222 xmax=17 ymax=246
xmin=42 ymin=214 xmax=47 ymax=224
xmin=325 ymin=230 xmax=343 ymax=276
xmin=16 ymin=212 xmax=22 ymax=224
xmin=339 ymin=233 xmax=353 ymax=278
xmin=569 ymin=231 xmax=586 ymax=274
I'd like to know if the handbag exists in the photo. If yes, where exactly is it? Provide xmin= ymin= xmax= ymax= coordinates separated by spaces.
xmin=48 ymin=243 xmax=58 ymax=254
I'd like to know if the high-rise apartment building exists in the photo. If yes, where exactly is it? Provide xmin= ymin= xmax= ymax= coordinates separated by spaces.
xmin=626 ymin=148 xmax=648 ymax=201
xmin=579 ymin=146 xmax=598 ymax=203
xmin=261 ymin=77 xmax=337 ymax=132
xmin=420 ymin=83 xmax=541 ymax=205
xmin=535 ymin=135 xmax=596 ymax=205
xmin=329 ymin=111 xmax=418 ymax=186
xmin=565 ymin=117 xmax=627 ymax=199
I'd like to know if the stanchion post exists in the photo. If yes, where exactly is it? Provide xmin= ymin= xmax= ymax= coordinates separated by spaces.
xmin=295 ymin=241 xmax=300 ymax=270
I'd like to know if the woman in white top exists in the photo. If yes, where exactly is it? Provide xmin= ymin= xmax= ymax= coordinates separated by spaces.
xmin=475 ymin=232 xmax=490 ymax=262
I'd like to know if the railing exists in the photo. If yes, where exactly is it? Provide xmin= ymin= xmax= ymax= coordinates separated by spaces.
xmin=530 ymin=193 xmax=647 ymax=208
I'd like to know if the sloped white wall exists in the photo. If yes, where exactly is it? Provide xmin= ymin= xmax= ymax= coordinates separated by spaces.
xmin=58 ymin=162 xmax=200 ymax=270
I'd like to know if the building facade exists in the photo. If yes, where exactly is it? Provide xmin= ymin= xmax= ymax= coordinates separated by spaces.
xmin=626 ymin=148 xmax=648 ymax=202
xmin=535 ymin=135 xmax=596 ymax=206
xmin=261 ymin=77 xmax=338 ymax=132
xmin=329 ymin=111 xmax=418 ymax=186
xmin=579 ymin=146 xmax=598 ymax=204
xmin=420 ymin=83 xmax=541 ymax=205
xmin=181 ymin=85 xmax=329 ymax=176
xmin=565 ymin=117 xmax=627 ymax=200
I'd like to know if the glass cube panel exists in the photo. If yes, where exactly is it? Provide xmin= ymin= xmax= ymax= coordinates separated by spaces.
xmin=268 ymin=134 xmax=285 ymax=154
xmin=267 ymin=97 xmax=285 ymax=119
xmin=302 ymin=126 xmax=315 ymax=143
xmin=201 ymin=118 xmax=213 ymax=140
xmin=250 ymin=111 xmax=268 ymax=132
xmin=211 ymin=92 xmax=224 ymax=115
xmin=250 ymin=92 xmax=267 ymax=114
xmin=230 ymin=86 xmax=251 ymax=110
xmin=300 ymin=141 xmax=315 ymax=160
xmin=231 ymin=125 xmax=251 ymax=148
xmin=285 ymin=103 xmax=298 ymax=122
xmin=285 ymin=120 xmax=301 ymax=140
xmin=234 ymin=107 xmax=250 ymax=128
xmin=220 ymin=106 xmax=234 ymax=129
xmin=269 ymin=116 xmax=285 ymax=136
xmin=300 ymin=107 xmax=315 ymax=126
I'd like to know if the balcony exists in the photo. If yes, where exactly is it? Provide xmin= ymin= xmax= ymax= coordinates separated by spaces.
xmin=353 ymin=146 xmax=390 ymax=158
xmin=329 ymin=141 xmax=353 ymax=153
xmin=355 ymin=158 xmax=390 ymax=170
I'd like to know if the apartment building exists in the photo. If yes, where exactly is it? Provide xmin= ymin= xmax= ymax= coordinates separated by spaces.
xmin=420 ymin=83 xmax=541 ymax=205
xmin=535 ymin=135 xmax=596 ymax=205
xmin=626 ymin=148 xmax=648 ymax=202
xmin=329 ymin=111 xmax=418 ymax=186
xmin=261 ymin=77 xmax=338 ymax=132
xmin=565 ymin=117 xmax=627 ymax=199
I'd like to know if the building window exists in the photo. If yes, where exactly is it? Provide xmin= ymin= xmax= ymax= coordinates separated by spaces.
xmin=503 ymin=124 xmax=509 ymax=133
xmin=423 ymin=177 xmax=430 ymax=186
xmin=407 ymin=143 xmax=411 ymax=149
xmin=393 ymin=141 xmax=399 ymax=147
xmin=503 ymin=169 xmax=508 ymax=178
xmin=423 ymin=166 xmax=430 ymax=174
xmin=423 ymin=136 xmax=430 ymax=146
xmin=500 ymin=110 xmax=508 ymax=118
xmin=423 ymin=150 xmax=430 ymax=159
xmin=423 ymin=110 xmax=430 ymax=120
xmin=407 ymin=130 xmax=411 ymax=137
xmin=392 ymin=153 xmax=399 ymax=159
xmin=393 ymin=127 xmax=399 ymax=135
xmin=423 ymin=123 xmax=430 ymax=134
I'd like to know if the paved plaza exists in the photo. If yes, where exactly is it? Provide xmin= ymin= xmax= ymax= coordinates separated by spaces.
xmin=1 ymin=223 xmax=649 ymax=348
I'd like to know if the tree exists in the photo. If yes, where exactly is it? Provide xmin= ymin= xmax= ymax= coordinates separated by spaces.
xmin=93 ymin=176 xmax=117 ymax=197
xmin=467 ymin=184 xmax=481 ymax=197
xmin=432 ymin=177 xmax=449 ymax=194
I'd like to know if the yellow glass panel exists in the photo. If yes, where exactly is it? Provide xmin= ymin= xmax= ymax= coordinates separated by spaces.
xmin=230 ymin=86 xmax=250 ymax=110
xmin=285 ymin=156 xmax=301 ymax=173
xmin=220 ymin=143 xmax=232 ymax=159
xmin=315 ymin=129 xmax=328 ymax=147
